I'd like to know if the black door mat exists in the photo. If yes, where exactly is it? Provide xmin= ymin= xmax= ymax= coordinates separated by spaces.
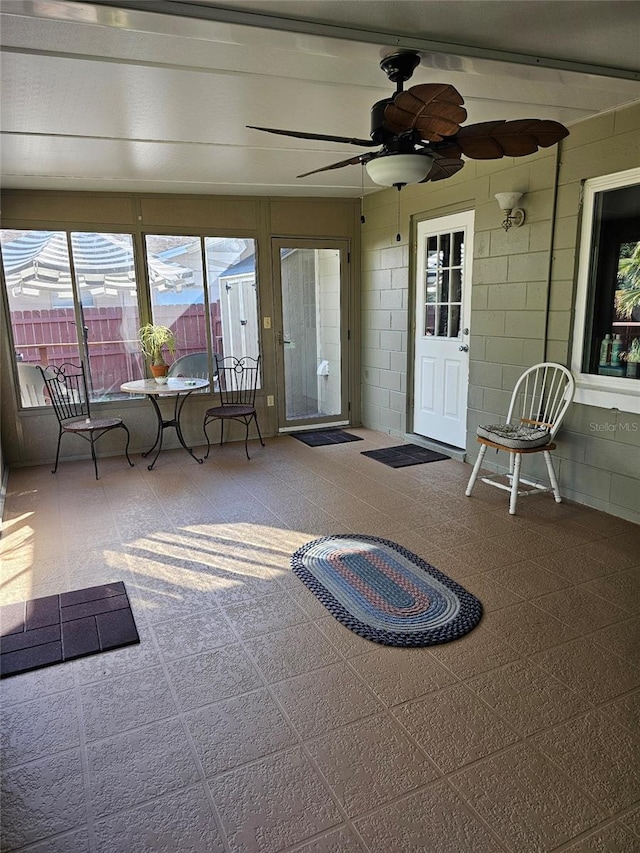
xmin=0 ymin=581 xmax=139 ymax=678
xmin=361 ymin=444 xmax=450 ymax=468
xmin=291 ymin=429 xmax=364 ymax=447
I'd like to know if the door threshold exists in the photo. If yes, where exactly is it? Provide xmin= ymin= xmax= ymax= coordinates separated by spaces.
xmin=279 ymin=421 xmax=349 ymax=434
xmin=404 ymin=433 xmax=466 ymax=462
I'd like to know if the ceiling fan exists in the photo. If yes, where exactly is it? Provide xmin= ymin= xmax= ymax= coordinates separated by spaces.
xmin=248 ymin=51 xmax=570 ymax=189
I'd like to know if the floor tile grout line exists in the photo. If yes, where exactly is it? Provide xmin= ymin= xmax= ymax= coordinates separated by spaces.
xmin=514 ymin=734 xmax=630 ymax=822
xmin=73 ymin=658 xmax=99 ymax=853
xmin=528 ymin=635 xmax=640 ymax=701
xmin=115 ymin=597 xmax=235 ymax=853
xmin=548 ymin=815 xmax=638 ymax=852
xmin=60 ymin=544 xmax=231 ymax=846
xmin=199 ymin=602 xmax=373 ymax=852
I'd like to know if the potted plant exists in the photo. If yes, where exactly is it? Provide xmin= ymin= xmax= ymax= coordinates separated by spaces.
xmin=138 ymin=324 xmax=177 ymax=383
xmin=623 ymin=337 xmax=640 ymax=378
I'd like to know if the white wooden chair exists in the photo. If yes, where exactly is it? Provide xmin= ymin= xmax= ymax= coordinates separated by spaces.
xmin=17 ymin=362 xmax=52 ymax=407
xmin=465 ymin=362 xmax=575 ymax=514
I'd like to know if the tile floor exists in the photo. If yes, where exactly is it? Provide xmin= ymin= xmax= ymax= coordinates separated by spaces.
xmin=1 ymin=428 xmax=639 ymax=853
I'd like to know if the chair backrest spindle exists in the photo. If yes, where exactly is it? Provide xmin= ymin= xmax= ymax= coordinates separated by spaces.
xmin=214 ymin=355 xmax=261 ymax=409
xmin=39 ymin=363 xmax=91 ymax=425
xmin=506 ymin=362 xmax=574 ymax=439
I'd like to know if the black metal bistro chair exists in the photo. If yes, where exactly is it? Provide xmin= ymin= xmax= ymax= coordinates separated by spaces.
xmin=203 ymin=354 xmax=265 ymax=460
xmin=39 ymin=363 xmax=134 ymax=480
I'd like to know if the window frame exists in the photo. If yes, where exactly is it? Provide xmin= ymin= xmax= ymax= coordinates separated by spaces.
xmin=2 ymin=226 xmax=263 ymax=410
xmin=571 ymin=166 xmax=640 ymax=414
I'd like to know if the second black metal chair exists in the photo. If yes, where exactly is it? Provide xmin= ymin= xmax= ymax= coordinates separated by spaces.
xmin=203 ymin=354 xmax=264 ymax=459
xmin=39 ymin=363 xmax=134 ymax=480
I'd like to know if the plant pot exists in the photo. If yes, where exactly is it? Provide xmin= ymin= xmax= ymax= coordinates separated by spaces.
xmin=151 ymin=363 xmax=169 ymax=383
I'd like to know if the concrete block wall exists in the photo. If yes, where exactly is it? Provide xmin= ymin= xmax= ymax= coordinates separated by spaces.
xmin=547 ymin=103 xmax=640 ymax=521
xmin=361 ymin=102 xmax=640 ymax=523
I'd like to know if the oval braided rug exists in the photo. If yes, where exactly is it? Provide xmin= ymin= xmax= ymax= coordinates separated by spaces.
xmin=291 ymin=535 xmax=482 ymax=647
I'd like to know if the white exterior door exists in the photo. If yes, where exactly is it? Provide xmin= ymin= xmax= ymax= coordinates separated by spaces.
xmin=413 ymin=211 xmax=474 ymax=448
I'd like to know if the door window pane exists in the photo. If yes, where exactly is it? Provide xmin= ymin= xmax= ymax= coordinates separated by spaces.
xmin=450 ymin=304 xmax=461 ymax=338
xmin=440 ymin=233 xmax=451 ymax=267
xmin=425 ymin=304 xmax=436 ymax=337
xmin=440 ymin=270 xmax=450 ymax=303
xmin=450 ymin=269 xmax=462 ymax=303
xmin=425 ymin=230 xmax=464 ymax=339
xmin=279 ymin=247 xmax=341 ymax=421
xmin=453 ymin=231 xmax=464 ymax=266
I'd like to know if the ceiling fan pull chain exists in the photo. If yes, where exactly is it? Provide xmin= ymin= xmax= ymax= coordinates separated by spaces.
xmin=360 ymin=162 xmax=366 ymax=224
xmin=396 ymin=185 xmax=402 ymax=242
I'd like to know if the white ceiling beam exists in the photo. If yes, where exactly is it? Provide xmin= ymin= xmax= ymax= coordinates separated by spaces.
xmin=83 ymin=0 xmax=640 ymax=81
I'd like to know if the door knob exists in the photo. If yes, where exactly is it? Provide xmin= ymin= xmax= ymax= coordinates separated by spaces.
xmin=459 ymin=344 xmax=469 ymax=352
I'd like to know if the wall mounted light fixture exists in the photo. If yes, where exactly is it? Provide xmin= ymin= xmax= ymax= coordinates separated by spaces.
xmin=495 ymin=192 xmax=525 ymax=231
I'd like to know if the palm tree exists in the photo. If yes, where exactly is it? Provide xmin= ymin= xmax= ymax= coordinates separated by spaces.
xmin=615 ymin=241 xmax=640 ymax=320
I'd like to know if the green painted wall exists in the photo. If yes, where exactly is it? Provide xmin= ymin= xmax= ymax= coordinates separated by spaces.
xmin=0 ymin=192 xmax=360 ymax=468
xmin=361 ymin=102 xmax=640 ymax=523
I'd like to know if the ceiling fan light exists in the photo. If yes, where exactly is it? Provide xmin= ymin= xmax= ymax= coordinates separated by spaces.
xmin=366 ymin=154 xmax=433 ymax=187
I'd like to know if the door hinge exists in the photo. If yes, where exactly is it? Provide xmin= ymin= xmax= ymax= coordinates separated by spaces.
xmin=347 ymin=251 xmax=351 ymax=263
xmin=347 ymin=329 xmax=351 ymax=341
xmin=348 ymin=401 xmax=351 ymax=412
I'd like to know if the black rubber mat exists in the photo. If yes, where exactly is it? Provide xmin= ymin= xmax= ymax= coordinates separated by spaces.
xmin=361 ymin=444 xmax=450 ymax=468
xmin=291 ymin=429 xmax=364 ymax=447
xmin=0 ymin=582 xmax=139 ymax=678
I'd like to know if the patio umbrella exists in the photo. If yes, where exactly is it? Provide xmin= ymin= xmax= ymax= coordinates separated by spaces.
xmin=1 ymin=231 xmax=195 ymax=298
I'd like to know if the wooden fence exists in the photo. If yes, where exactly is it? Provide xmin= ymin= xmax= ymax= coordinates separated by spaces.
xmin=11 ymin=303 xmax=223 ymax=397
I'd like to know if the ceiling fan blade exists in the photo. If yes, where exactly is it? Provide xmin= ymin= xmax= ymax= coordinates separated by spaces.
xmin=436 ymin=119 xmax=570 ymax=160
xmin=297 ymin=154 xmax=369 ymax=178
xmin=384 ymin=84 xmax=467 ymax=141
xmin=247 ymin=125 xmax=377 ymax=147
xmin=422 ymin=157 xmax=465 ymax=183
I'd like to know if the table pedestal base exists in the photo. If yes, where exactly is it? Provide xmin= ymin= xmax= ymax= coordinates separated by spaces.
xmin=142 ymin=392 xmax=204 ymax=470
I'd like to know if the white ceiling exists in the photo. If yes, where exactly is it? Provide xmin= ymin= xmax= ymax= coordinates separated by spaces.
xmin=1 ymin=0 xmax=640 ymax=198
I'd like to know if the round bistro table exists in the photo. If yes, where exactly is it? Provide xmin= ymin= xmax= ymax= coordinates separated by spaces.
xmin=120 ymin=377 xmax=209 ymax=470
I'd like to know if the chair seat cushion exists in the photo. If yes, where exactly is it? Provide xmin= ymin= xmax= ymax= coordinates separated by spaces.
xmin=477 ymin=423 xmax=551 ymax=449
xmin=64 ymin=417 xmax=122 ymax=432
xmin=205 ymin=405 xmax=255 ymax=417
